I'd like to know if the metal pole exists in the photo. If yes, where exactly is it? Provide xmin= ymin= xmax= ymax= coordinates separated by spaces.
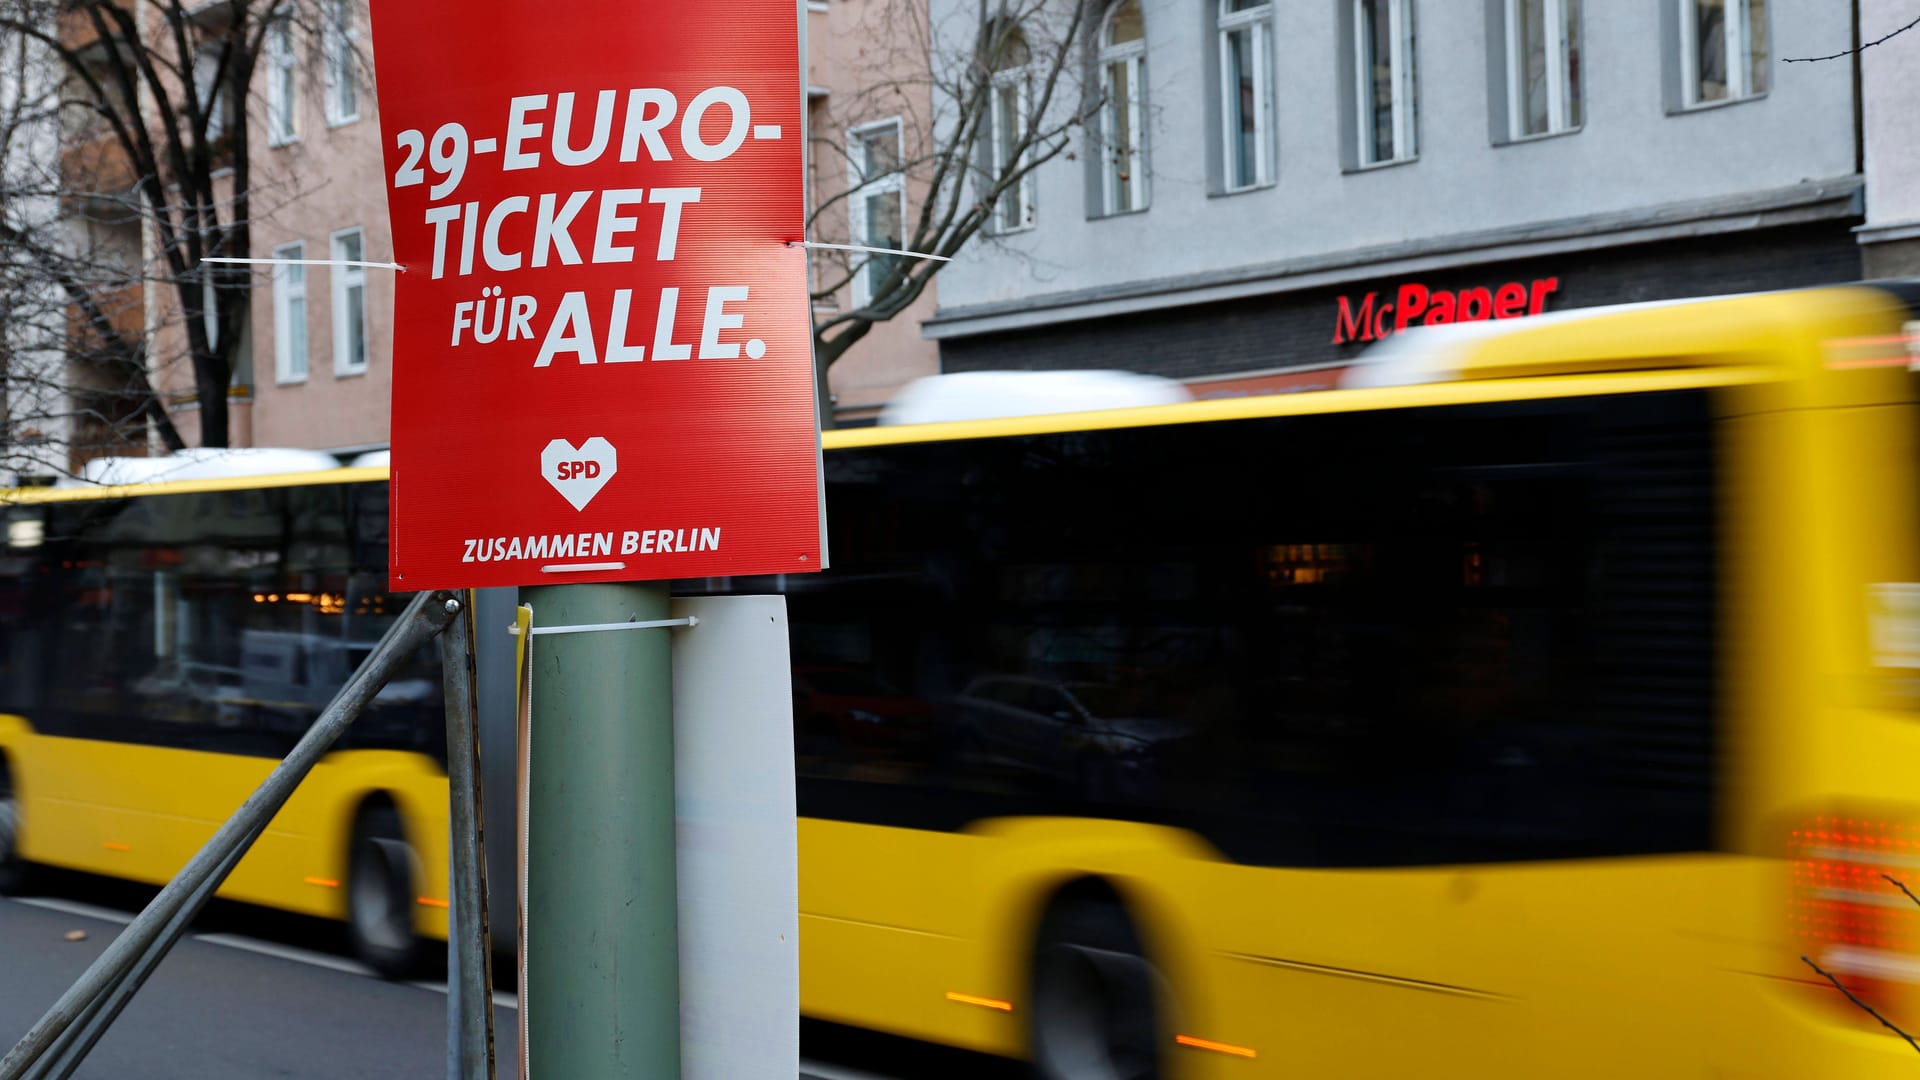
xmin=439 ymin=593 xmax=496 ymax=1080
xmin=0 ymin=590 xmax=458 ymax=1080
xmin=523 ymin=583 xmax=679 ymax=1080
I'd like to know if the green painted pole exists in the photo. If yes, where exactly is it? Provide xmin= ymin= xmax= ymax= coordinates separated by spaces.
xmin=524 ymin=583 xmax=679 ymax=1079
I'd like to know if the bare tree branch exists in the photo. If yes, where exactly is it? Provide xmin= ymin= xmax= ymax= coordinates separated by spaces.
xmin=0 ymin=221 xmax=184 ymax=450
xmin=0 ymin=0 xmax=327 ymax=467
xmin=806 ymin=0 xmax=1103 ymax=421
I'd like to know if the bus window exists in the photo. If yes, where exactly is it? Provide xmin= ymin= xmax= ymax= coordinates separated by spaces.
xmin=703 ymin=389 xmax=1717 ymax=867
xmin=28 ymin=484 xmax=442 ymax=760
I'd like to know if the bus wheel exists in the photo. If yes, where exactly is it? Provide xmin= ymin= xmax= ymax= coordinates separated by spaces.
xmin=347 ymin=801 xmax=421 ymax=978
xmin=0 ymin=757 xmax=26 ymax=894
xmin=1029 ymin=889 xmax=1163 ymax=1080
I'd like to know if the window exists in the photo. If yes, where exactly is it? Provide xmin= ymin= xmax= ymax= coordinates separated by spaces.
xmin=331 ymin=229 xmax=367 ymax=376
xmin=266 ymin=18 xmax=297 ymax=145
xmin=1098 ymin=0 xmax=1148 ymax=214
xmin=981 ymin=21 xmax=1034 ymax=233
xmin=848 ymin=120 xmax=906 ymax=308
xmin=1218 ymin=0 xmax=1273 ymax=191
xmin=273 ymin=242 xmax=308 ymax=383
xmin=1353 ymin=0 xmax=1416 ymax=165
xmin=191 ymin=40 xmax=232 ymax=143
xmin=1680 ymin=0 xmax=1768 ymax=106
xmin=60 ymin=58 xmax=135 ymax=143
xmin=202 ymin=275 xmax=219 ymax=351
xmin=721 ymin=391 xmax=1718 ymax=864
xmin=19 ymin=484 xmax=442 ymax=759
xmin=323 ymin=0 xmax=358 ymax=125
xmin=1505 ymin=0 xmax=1582 ymax=137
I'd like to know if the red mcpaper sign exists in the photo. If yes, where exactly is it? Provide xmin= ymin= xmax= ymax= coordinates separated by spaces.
xmin=368 ymin=0 xmax=822 ymax=590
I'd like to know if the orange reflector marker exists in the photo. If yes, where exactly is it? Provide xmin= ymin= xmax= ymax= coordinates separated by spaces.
xmin=417 ymin=897 xmax=450 ymax=909
xmin=303 ymin=876 xmax=340 ymax=888
xmin=1176 ymin=1035 xmax=1257 ymax=1059
xmin=101 ymin=842 xmax=130 ymax=852
xmin=944 ymin=991 xmax=1014 ymax=1012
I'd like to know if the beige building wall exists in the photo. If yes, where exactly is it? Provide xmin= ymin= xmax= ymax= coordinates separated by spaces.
xmin=243 ymin=4 xmax=395 ymax=453
xmin=806 ymin=0 xmax=940 ymax=424
xmin=145 ymin=164 xmax=256 ymax=453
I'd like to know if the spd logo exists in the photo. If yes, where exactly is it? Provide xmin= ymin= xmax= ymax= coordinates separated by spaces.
xmin=540 ymin=437 xmax=618 ymax=511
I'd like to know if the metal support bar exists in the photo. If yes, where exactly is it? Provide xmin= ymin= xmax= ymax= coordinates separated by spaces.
xmin=440 ymin=595 xmax=496 ymax=1080
xmin=202 ymin=255 xmax=407 ymax=272
xmin=26 ymin=813 xmax=270 ymax=1080
xmin=0 ymin=590 xmax=459 ymax=1080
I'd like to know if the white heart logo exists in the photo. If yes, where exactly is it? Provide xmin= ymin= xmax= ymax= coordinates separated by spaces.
xmin=541 ymin=437 xmax=618 ymax=511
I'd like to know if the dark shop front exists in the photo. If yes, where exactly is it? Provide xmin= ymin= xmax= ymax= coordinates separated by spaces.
xmin=933 ymin=221 xmax=1864 ymax=398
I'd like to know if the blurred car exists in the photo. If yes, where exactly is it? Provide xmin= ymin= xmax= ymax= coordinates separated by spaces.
xmin=947 ymin=676 xmax=1189 ymax=801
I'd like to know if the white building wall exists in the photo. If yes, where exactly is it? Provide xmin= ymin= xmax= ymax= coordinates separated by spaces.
xmin=0 ymin=21 xmax=73 ymax=484
xmin=1859 ymin=0 xmax=1920 ymax=273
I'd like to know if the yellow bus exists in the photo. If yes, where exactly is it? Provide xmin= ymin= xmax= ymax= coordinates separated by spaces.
xmin=0 ymin=451 xmax=472 ymax=975
xmin=7 ymin=283 xmax=1920 ymax=1076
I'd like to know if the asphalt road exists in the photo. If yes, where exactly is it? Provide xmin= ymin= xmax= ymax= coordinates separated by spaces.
xmin=0 ymin=892 xmax=522 ymax=1080
xmin=0 ymin=880 xmax=1013 ymax=1079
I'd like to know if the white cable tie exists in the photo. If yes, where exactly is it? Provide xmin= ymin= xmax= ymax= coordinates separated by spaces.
xmin=508 ymin=616 xmax=698 ymax=637
xmin=785 ymin=240 xmax=951 ymax=263
xmin=203 ymin=255 xmax=406 ymax=272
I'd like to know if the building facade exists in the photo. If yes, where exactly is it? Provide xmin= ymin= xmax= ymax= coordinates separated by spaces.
xmin=239 ymin=0 xmax=938 ymax=451
xmin=243 ymin=0 xmax=396 ymax=455
xmin=1858 ymin=0 xmax=1920 ymax=277
xmin=805 ymin=0 xmax=943 ymax=424
xmin=0 ymin=5 xmax=69 ymax=484
xmin=926 ymin=0 xmax=1865 ymax=392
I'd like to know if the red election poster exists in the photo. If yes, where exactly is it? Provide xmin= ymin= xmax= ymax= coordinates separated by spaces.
xmin=367 ymin=0 xmax=823 ymax=590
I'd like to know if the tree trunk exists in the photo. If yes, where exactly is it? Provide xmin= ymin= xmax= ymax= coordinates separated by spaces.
xmin=815 ymin=345 xmax=836 ymax=431
xmin=196 ymin=364 xmax=229 ymax=448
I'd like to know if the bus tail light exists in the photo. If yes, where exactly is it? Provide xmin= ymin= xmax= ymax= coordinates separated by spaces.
xmin=1789 ymin=817 xmax=1920 ymax=1022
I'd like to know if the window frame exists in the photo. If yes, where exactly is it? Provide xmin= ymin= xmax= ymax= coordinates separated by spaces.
xmin=1217 ymin=0 xmax=1275 ymax=193
xmin=323 ymin=0 xmax=358 ymax=127
xmin=984 ymin=66 xmax=1036 ymax=234
xmin=272 ymin=241 xmax=308 ymax=384
xmin=330 ymin=228 xmax=368 ymax=377
xmin=1677 ymin=0 xmax=1768 ymax=109
xmin=1352 ymin=0 xmax=1417 ymax=167
xmin=846 ymin=117 xmax=908 ymax=309
xmin=983 ymin=66 xmax=1044 ymax=234
xmin=266 ymin=17 xmax=298 ymax=146
xmin=1503 ymin=0 xmax=1583 ymax=140
xmin=1097 ymin=0 xmax=1149 ymax=215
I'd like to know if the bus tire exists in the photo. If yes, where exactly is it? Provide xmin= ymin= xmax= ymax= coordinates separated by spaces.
xmin=346 ymin=800 xmax=422 ymax=978
xmin=0 ymin=756 xmax=27 ymax=895
xmin=1028 ymin=885 xmax=1164 ymax=1080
